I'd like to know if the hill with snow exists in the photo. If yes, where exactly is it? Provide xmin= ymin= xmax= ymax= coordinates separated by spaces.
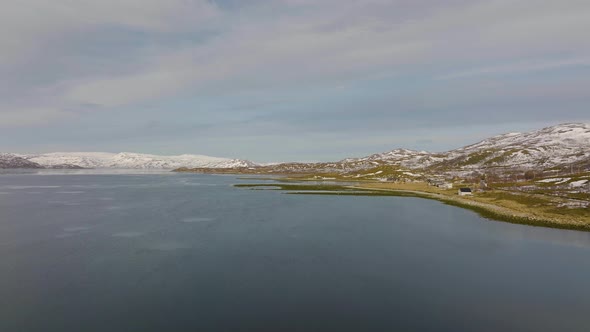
xmin=340 ymin=123 xmax=590 ymax=171
xmin=431 ymin=123 xmax=590 ymax=170
xmin=1 ymin=152 xmax=256 ymax=169
xmin=0 ymin=153 xmax=43 ymax=169
xmin=220 ymin=123 xmax=589 ymax=180
xmin=3 ymin=123 xmax=589 ymax=173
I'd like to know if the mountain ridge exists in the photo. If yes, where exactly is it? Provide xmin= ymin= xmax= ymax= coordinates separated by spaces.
xmin=0 ymin=152 xmax=256 ymax=169
xmin=2 ymin=123 xmax=589 ymax=172
xmin=345 ymin=122 xmax=590 ymax=171
xmin=176 ymin=122 xmax=590 ymax=180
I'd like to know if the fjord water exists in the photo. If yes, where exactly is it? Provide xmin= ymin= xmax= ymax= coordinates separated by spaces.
xmin=1 ymin=171 xmax=589 ymax=332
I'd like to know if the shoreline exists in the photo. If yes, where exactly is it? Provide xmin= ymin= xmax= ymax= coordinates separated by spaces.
xmin=233 ymin=181 xmax=590 ymax=232
xmin=347 ymin=186 xmax=590 ymax=232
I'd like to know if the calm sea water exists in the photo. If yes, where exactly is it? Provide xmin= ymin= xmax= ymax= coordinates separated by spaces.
xmin=1 ymin=170 xmax=589 ymax=332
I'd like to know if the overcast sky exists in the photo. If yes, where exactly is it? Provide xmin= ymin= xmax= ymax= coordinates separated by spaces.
xmin=1 ymin=0 xmax=589 ymax=162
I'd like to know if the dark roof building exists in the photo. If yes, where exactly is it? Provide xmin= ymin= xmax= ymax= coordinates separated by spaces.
xmin=458 ymin=187 xmax=473 ymax=195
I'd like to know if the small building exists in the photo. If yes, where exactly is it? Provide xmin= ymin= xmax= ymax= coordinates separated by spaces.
xmin=427 ymin=178 xmax=443 ymax=186
xmin=428 ymin=178 xmax=453 ymax=189
xmin=458 ymin=188 xmax=472 ymax=196
xmin=439 ymin=182 xmax=453 ymax=189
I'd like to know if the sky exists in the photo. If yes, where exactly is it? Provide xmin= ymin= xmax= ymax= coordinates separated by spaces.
xmin=1 ymin=0 xmax=589 ymax=162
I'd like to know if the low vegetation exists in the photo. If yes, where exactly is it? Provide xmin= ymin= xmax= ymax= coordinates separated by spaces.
xmin=234 ymin=178 xmax=590 ymax=232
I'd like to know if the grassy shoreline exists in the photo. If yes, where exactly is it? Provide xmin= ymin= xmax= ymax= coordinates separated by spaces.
xmin=234 ymin=182 xmax=590 ymax=232
xmin=350 ymin=187 xmax=589 ymax=231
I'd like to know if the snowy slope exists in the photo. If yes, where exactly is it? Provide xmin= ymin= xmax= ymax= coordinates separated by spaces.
xmin=341 ymin=148 xmax=443 ymax=169
xmin=0 ymin=153 xmax=43 ymax=169
xmin=442 ymin=123 xmax=590 ymax=168
xmin=4 ymin=123 xmax=589 ymax=171
xmin=335 ymin=123 xmax=590 ymax=171
xmin=21 ymin=152 xmax=256 ymax=169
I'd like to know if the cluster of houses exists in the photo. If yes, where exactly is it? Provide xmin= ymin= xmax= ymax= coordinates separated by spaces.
xmin=427 ymin=178 xmax=475 ymax=196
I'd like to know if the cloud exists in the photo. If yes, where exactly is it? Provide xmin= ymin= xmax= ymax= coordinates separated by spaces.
xmin=0 ymin=0 xmax=222 ymax=118
xmin=60 ymin=1 xmax=589 ymax=105
xmin=437 ymin=58 xmax=590 ymax=80
xmin=0 ymin=108 xmax=67 ymax=127
xmin=0 ymin=0 xmax=221 ymax=64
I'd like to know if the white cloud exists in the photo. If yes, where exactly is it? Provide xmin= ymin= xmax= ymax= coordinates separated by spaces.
xmin=1 ymin=0 xmax=590 ymax=126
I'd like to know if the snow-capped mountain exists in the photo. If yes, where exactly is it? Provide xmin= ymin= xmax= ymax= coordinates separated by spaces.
xmin=15 ymin=152 xmax=256 ymax=169
xmin=310 ymin=123 xmax=590 ymax=172
xmin=4 ymin=123 xmax=589 ymax=172
xmin=0 ymin=153 xmax=43 ymax=169
xmin=341 ymin=148 xmax=444 ymax=169
xmin=342 ymin=148 xmax=429 ymax=163
xmin=437 ymin=123 xmax=590 ymax=169
xmin=202 ymin=123 xmax=588 ymax=180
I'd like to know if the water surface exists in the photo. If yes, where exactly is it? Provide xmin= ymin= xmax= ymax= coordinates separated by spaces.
xmin=1 ymin=171 xmax=589 ymax=331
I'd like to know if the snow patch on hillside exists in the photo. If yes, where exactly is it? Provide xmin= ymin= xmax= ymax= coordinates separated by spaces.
xmin=570 ymin=180 xmax=588 ymax=187
xmin=537 ymin=178 xmax=567 ymax=183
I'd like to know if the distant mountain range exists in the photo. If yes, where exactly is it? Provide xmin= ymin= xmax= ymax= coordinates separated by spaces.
xmin=2 ymin=123 xmax=589 ymax=174
xmin=178 ymin=123 xmax=590 ymax=179
xmin=0 ymin=154 xmax=45 ymax=169
xmin=0 ymin=152 xmax=255 ymax=169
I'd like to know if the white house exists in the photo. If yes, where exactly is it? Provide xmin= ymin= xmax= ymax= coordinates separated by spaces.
xmin=458 ymin=188 xmax=472 ymax=196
